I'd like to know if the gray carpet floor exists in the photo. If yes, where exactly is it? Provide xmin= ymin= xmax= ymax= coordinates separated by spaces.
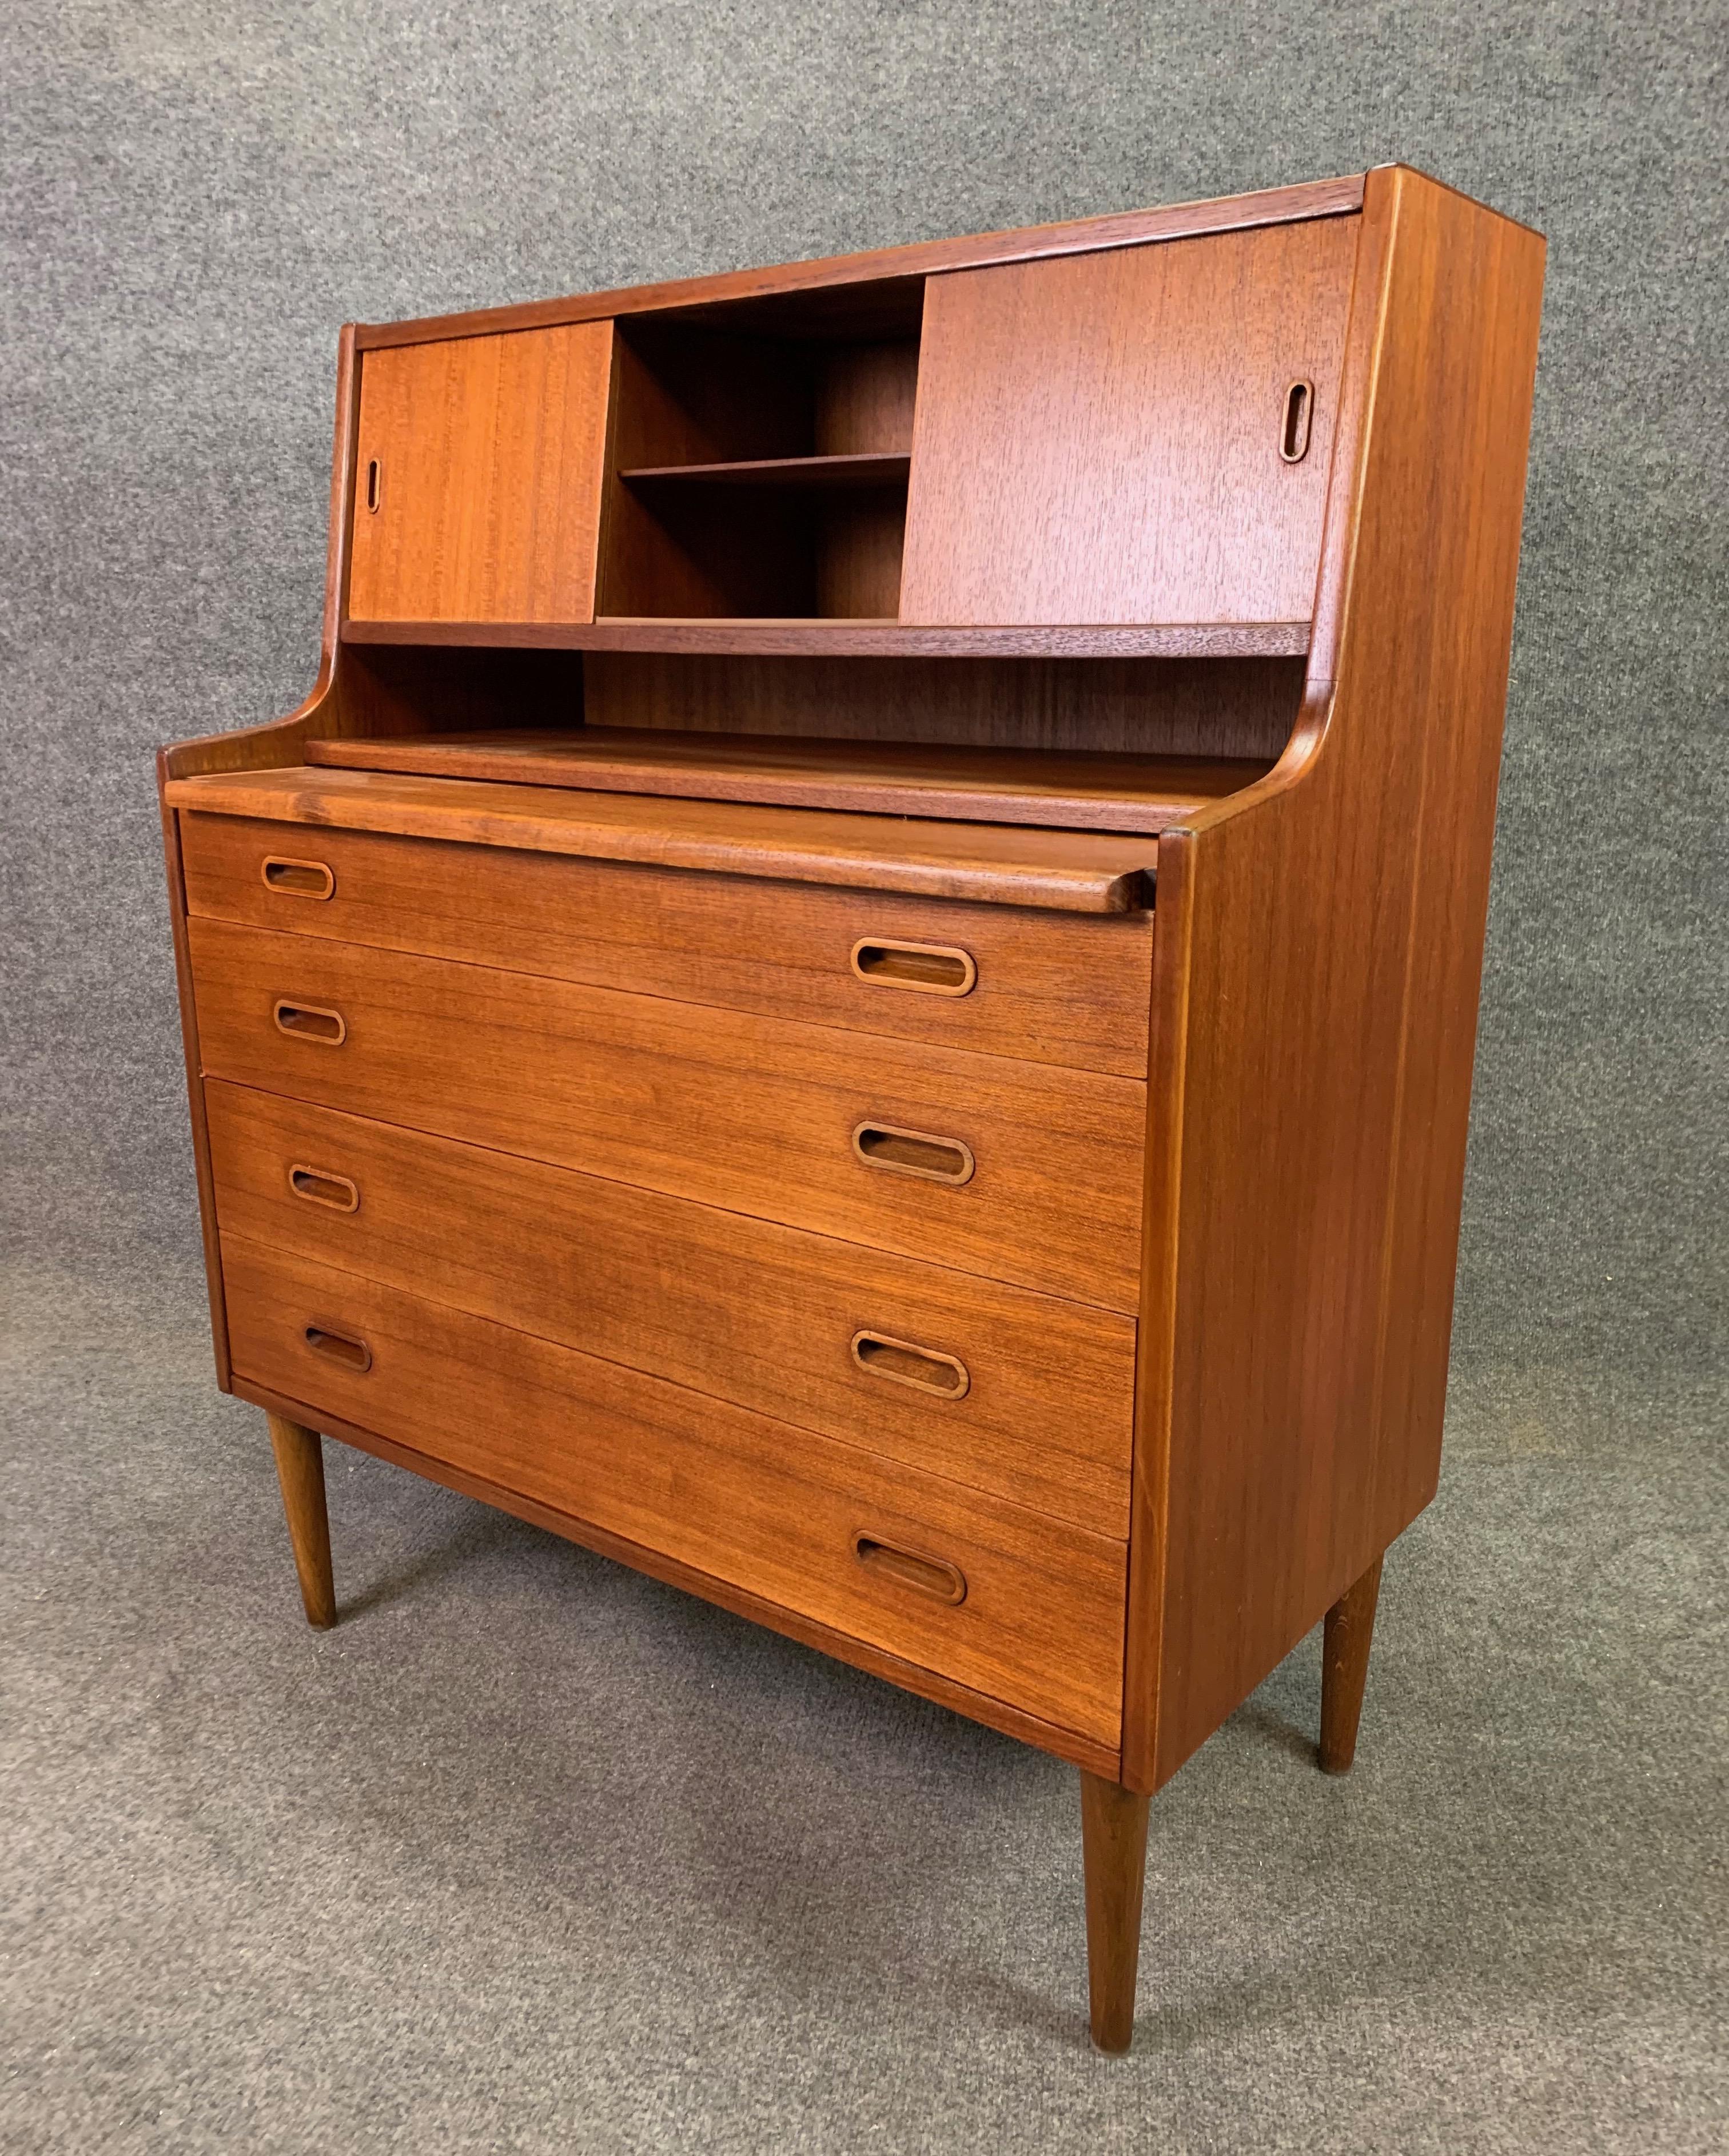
xmin=4 ymin=1241 xmax=1723 ymax=2154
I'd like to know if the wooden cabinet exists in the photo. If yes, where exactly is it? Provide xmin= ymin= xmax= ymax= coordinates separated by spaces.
xmin=158 ymin=166 xmax=1544 ymax=2054
xmin=346 ymin=324 xmax=613 ymax=623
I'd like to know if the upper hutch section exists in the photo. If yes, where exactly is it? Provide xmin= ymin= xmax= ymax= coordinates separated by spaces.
xmin=341 ymin=176 xmax=1367 ymax=655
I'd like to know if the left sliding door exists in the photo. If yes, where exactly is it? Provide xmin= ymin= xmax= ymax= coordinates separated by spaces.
xmin=346 ymin=323 xmax=614 ymax=624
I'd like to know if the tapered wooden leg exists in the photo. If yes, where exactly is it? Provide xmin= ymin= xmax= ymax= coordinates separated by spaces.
xmin=1079 ymin=1769 xmax=1150 ymax=2054
xmin=1319 ymin=1553 xmax=1383 ymax=1775
xmin=267 ymin=1413 xmax=337 ymax=1629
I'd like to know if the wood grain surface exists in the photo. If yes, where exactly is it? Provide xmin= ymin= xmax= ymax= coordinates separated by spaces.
xmin=266 ymin=1412 xmax=337 ymax=1628
xmin=338 ymin=616 xmax=1312 ymax=658
xmin=1319 ymin=1554 xmax=1384 ymax=1774
xmin=1123 ymin=168 xmax=1546 ymax=1791
xmin=581 ymin=651 xmax=1304 ymax=762
xmin=233 ymin=1369 xmax=1120 ymax=1776
xmin=596 ymin=324 xmax=813 ymax=619
xmin=305 ymin=726 xmax=1269 ymax=834
xmin=815 ymin=341 xmax=919 ymax=455
xmin=189 ymin=920 xmax=1147 ymax=1307
xmin=348 ymin=324 xmax=613 ymax=623
xmin=178 ymin=813 xmax=1156 ymax=1075
xmin=353 ymin=174 xmax=1365 ymax=351
xmin=618 ymin=452 xmax=912 ymax=488
xmin=1079 ymin=1771 xmax=1152 ymax=2052
xmin=155 ymin=324 xmax=368 ymax=1392
xmin=160 ymin=647 xmax=585 ymax=785
xmin=206 ymin=1083 xmax=1137 ymax=1535
xmin=166 ymin=774 xmax=1160 ymax=914
xmin=901 ymin=218 xmax=1357 ymax=626
xmin=221 ymin=1235 xmax=1129 ymax=1745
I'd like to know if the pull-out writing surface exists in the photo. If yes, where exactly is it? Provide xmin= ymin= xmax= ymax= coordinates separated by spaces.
xmin=348 ymin=323 xmax=613 ymax=623
xmin=900 ymin=218 xmax=1358 ymax=626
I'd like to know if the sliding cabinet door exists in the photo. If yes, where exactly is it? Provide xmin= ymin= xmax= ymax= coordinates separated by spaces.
xmin=348 ymin=323 xmax=613 ymax=624
xmin=900 ymin=220 xmax=1357 ymax=627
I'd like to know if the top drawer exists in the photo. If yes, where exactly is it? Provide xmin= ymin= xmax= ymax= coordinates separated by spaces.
xmin=178 ymin=813 xmax=1153 ymax=1076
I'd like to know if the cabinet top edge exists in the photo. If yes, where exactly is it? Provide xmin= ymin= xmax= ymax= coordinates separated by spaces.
xmin=351 ymin=174 xmax=1368 ymax=353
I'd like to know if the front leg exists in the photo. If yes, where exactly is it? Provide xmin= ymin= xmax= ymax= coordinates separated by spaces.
xmin=1079 ymin=1769 xmax=1151 ymax=2052
xmin=267 ymin=1413 xmax=337 ymax=1629
xmin=1319 ymin=1553 xmax=1384 ymax=1774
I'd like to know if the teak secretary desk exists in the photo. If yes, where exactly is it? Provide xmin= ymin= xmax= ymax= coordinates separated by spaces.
xmin=158 ymin=165 xmax=1544 ymax=2051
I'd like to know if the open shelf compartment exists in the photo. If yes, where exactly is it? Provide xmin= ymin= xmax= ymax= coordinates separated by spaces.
xmin=598 ymin=308 xmax=922 ymax=621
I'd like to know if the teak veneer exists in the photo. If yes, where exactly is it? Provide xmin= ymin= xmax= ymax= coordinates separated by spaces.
xmin=158 ymin=166 xmax=1544 ymax=2053
xmin=303 ymin=726 xmax=1271 ymax=833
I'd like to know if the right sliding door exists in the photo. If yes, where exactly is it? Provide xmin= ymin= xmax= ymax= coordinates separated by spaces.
xmin=899 ymin=218 xmax=1358 ymax=627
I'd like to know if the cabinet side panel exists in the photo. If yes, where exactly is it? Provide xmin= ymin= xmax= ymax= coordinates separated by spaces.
xmin=1352 ymin=196 xmax=1547 ymax=1541
xmin=901 ymin=220 xmax=1357 ymax=627
xmin=1128 ymin=171 xmax=1544 ymax=1790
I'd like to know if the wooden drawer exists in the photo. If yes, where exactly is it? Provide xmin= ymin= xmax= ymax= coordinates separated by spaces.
xmin=222 ymin=1235 xmax=1128 ymax=1745
xmin=188 ymin=920 xmax=1144 ymax=1309
xmin=178 ymin=812 xmax=1154 ymax=1077
xmin=206 ymin=1082 xmax=1134 ymax=1536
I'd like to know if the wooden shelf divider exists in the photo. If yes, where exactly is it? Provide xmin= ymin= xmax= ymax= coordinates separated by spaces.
xmin=619 ymin=452 xmax=911 ymax=490
xmin=340 ymin=618 xmax=1313 ymax=659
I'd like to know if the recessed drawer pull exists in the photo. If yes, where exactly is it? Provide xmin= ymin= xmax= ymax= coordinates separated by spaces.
xmin=261 ymin=856 xmax=336 ymax=900
xmin=852 ymin=1532 xmax=967 ymax=1606
xmin=851 ymin=1330 xmax=970 ymax=1400
xmin=852 ymin=1122 xmax=975 ymax=1186
xmin=273 ymin=999 xmax=346 ymax=1045
xmin=850 ymin=938 xmax=977 ymax=997
xmin=288 ymin=1163 xmax=360 ymax=1214
xmin=302 ymin=1320 xmax=372 ymax=1373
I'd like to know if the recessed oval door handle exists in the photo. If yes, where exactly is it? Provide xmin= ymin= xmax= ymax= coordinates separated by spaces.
xmin=852 ymin=1532 xmax=967 ymax=1606
xmin=302 ymin=1320 xmax=372 ymax=1373
xmin=850 ymin=938 xmax=977 ymax=997
xmin=261 ymin=856 xmax=336 ymax=900
xmin=851 ymin=1330 xmax=970 ymax=1400
xmin=852 ymin=1123 xmax=975 ymax=1186
xmin=288 ymin=1163 xmax=360 ymax=1213
xmin=273 ymin=999 xmax=346 ymax=1045
xmin=1280 ymin=378 xmax=1314 ymax=463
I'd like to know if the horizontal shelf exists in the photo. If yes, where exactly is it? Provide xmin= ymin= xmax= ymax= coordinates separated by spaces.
xmin=341 ymin=617 xmax=1313 ymax=660
xmin=619 ymin=452 xmax=911 ymax=490
xmin=164 ymin=766 xmax=1160 ymax=912
xmin=306 ymin=728 xmax=1273 ymax=834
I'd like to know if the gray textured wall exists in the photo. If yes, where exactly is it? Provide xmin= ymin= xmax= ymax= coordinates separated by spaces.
xmin=5 ymin=2 xmax=1723 ymax=1401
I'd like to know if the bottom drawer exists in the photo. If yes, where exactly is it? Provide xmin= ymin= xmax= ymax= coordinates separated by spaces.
xmin=222 ymin=1234 xmax=1126 ymax=1747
